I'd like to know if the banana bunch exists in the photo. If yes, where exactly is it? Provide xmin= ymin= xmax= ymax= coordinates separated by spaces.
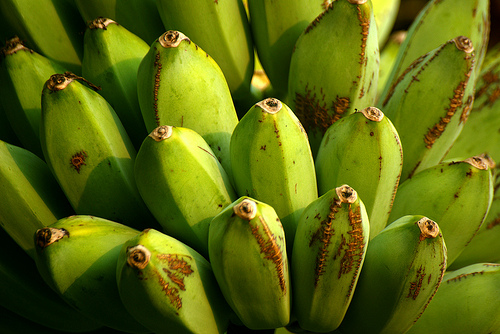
xmin=0 ymin=0 xmax=500 ymax=333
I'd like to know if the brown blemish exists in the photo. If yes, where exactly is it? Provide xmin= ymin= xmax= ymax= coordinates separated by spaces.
xmin=407 ymin=266 xmax=426 ymax=300
xmin=342 ymin=204 xmax=365 ymax=298
xmin=35 ymin=227 xmax=69 ymax=249
xmin=153 ymin=52 xmax=162 ymax=126
xmin=446 ymin=270 xmax=485 ymax=283
xmin=70 ymin=150 xmax=88 ymax=173
xmin=158 ymin=254 xmax=194 ymax=291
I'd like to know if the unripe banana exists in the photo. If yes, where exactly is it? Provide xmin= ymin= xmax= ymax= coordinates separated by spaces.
xmin=388 ymin=155 xmax=494 ymax=266
xmin=315 ymin=107 xmax=403 ymax=238
xmin=0 ymin=0 xmax=85 ymax=74
xmin=0 ymin=140 xmax=73 ymax=258
xmin=134 ymin=125 xmax=237 ymax=258
xmin=208 ymin=196 xmax=290 ymax=330
xmin=229 ymin=98 xmax=318 ymax=254
xmin=0 ymin=36 xmax=66 ymax=158
xmin=372 ymin=0 xmax=401 ymax=47
xmin=406 ymin=263 xmax=500 ymax=334
xmin=156 ymin=0 xmax=254 ymax=105
xmin=40 ymin=72 xmax=157 ymax=231
xmin=378 ymin=0 xmax=490 ymax=102
xmin=0 ymin=227 xmax=103 ymax=332
xmin=137 ymin=30 xmax=238 ymax=176
xmin=291 ymin=185 xmax=369 ymax=333
xmin=288 ymin=0 xmax=380 ymax=156
xmin=338 ymin=215 xmax=447 ymax=334
xmin=82 ymin=17 xmax=150 ymax=151
xmin=116 ymin=228 xmax=230 ymax=334
xmin=378 ymin=36 xmax=476 ymax=181
xmin=377 ymin=30 xmax=407 ymax=99
xmin=33 ymin=215 xmax=150 ymax=333
xmin=246 ymin=0 xmax=327 ymax=100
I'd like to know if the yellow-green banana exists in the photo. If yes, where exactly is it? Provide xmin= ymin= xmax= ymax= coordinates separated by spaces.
xmin=377 ymin=30 xmax=406 ymax=99
xmin=155 ymin=0 xmax=254 ymax=107
xmin=338 ymin=215 xmax=447 ymax=334
xmin=208 ymin=196 xmax=290 ymax=330
xmin=246 ymin=0 xmax=327 ymax=100
xmin=378 ymin=0 xmax=490 ymax=102
xmin=0 ymin=36 xmax=66 ymax=158
xmin=287 ymin=0 xmax=380 ymax=156
xmin=82 ymin=17 xmax=150 ymax=151
xmin=116 ymin=228 xmax=230 ymax=334
xmin=388 ymin=155 xmax=494 ymax=266
xmin=315 ymin=107 xmax=403 ymax=238
xmin=372 ymin=0 xmax=401 ymax=47
xmin=229 ymin=98 xmax=318 ymax=254
xmin=378 ymin=36 xmax=476 ymax=181
xmin=40 ymin=72 xmax=157 ymax=231
xmin=406 ymin=263 xmax=500 ymax=334
xmin=0 ymin=0 xmax=85 ymax=74
xmin=0 ymin=140 xmax=73 ymax=258
xmin=136 ymin=30 xmax=239 ymax=176
xmin=0 ymin=226 xmax=103 ymax=333
xmin=134 ymin=125 xmax=237 ymax=258
xmin=291 ymin=185 xmax=369 ymax=333
xmin=33 ymin=215 xmax=150 ymax=333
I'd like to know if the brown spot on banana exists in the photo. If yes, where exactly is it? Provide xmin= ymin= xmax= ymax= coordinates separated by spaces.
xmin=35 ymin=227 xmax=70 ymax=249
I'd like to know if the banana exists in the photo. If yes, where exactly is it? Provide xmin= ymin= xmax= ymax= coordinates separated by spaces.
xmin=155 ymin=0 xmax=254 ymax=107
xmin=372 ymin=0 xmax=401 ymax=47
xmin=338 ymin=215 xmax=447 ymax=334
xmin=378 ymin=0 xmax=490 ymax=102
xmin=0 ymin=36 xmax=67 ymax=158
xmin=134 ymin=125 xmax=237 ymax=258
xmin=406 ymin=263 xmax=500 ymax=334
xmin=445 ymin=47 xmax=500 ymax=161
xmin=377 ymin=30 xmax=407 ymax=100
xmin=116 ymin=228 xmax=230 ymax=334
xmin=208 ymin=196 xmax=290 ymax=330
xmin=290 ymin=185 xmax=369 ymax=333
xmin=229 ymin=98 xmax=318 ymax=254
xmin=0 ymin=226 xmax=103 ymax=333
xmin=33 ymin=215 xmax=151 ymax=333
xmin=74 ymin=0 xmax=164 ymax=45
xmin=287 ymin=0 xmax=380 ymax=156
xmin=315 ymin=106 xmax=403 ymax=238
xmin=40 ymin=71 xmax=158 ymax=231
xmin=0 ymin=0 xmax=85 ymax=74
xmin=0 ymin=139 xmax=73 ymax=258
xmin=246 ymin=0 xmax=327 ymax=100
xmin=378 ymin=36 xmax=476 ymax=181
xmin=388 ymin=155 xmax=494 ymax=266
xmin=82 ymin=17 xmax=150 ymax=151
xmin=136 ymin=30 xmax=239 ymax=176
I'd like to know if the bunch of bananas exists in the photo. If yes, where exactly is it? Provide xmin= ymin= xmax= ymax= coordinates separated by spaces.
xmin=0 ymin=0 xmax=499 ymax=333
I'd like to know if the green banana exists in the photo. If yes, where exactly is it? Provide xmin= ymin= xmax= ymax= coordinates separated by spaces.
xmin=0 ymin=226 xmax=103 ymax=333
xmin=378 ymin=0 xmax=490 ymax=102
xmin=40 ymin=72 xmax=157 ymax=231
xmin=246 ymin=0 xmax=327 ymax=100
xmin=0 ymin=36 xmax=67 ymax=158
xmin=372 ymin=0 xmax=401 ymax=47
xmin=155 ymin=0 xmax=254 ymax=106
xmin=136 ymin=30 xmax=239 ymax=176
xmin=445 ymin=46 xmax=500 ymax=161
xmin=406 ymin=263 xmax=500 ymax=334
xmin=0 ymin=140 xmax=73 ymax=258
xmin=378 ymin=36 xmax=476 ymax=181
xmin=82 ymin=17 xmax=150 ymax=151
xmin=388 ymin=155 xmax=494 ymax=266
xmin=315 ymin=106 xmax=403 ymax=238
xmin=287 ymin=0 xmax=380 ymax=156
xmin=116 ymin=228 xmax=230 ymax=334
xmin=0 ymin=0 xmax=85 ymax=74
xmin=134 ymin=125 xmax=237 ymax=258
xmin=291 ymin=185 xmax=370 ymax=332
xmin=208 ymin=196 xmax=290 ymax=330
xmin=33 ymin=215 xmax=151 ymax=333
xmin=229 ymin=98 xmax=318 ymax=254
xmin=74 ymin=0 xmax=164 ymax=45
xmin=377 ymin=30 xmax=407 ymax=99
xmin=338 ymin=215 xmax=447 ymax=334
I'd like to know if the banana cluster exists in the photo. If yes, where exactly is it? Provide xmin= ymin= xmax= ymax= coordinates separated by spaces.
xmin=0 ymin=0 xmax=499 ymax=333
